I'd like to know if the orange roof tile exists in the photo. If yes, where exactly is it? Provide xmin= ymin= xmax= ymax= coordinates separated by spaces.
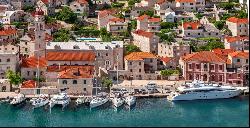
xmin=229 ymin=51 xmax=249 ymax=59
xmin=227 ymin=17 xmax=248 ymax=24
xmin=133 ymin=29 xmax=154 ymax=38
xmin=0 ymin=28 xmax=17 ymax=36
xmin=98 ymin=9 xmax=117 ymax=18
xmin=21 ymin=80 xmax=36 ymax=88
xmin=156 ymin=0 xmax=166 ymax=4
xmin=176 ymin=0 xmax=195 ymax=2
xmin=41 ymin=0 xmax=49 ymax=4
xmin=137 ymin=14 xmax=150 ymax=21
xmin=109 ymin=17 xmax=125 ymax=23
xmin=181 ymin=51 xmax=226 ymax=63
xmin=212 ymin=48 xmax=236 ymax=56
xmin=77 ymin=0 xmax=88 ymax=4
xmin=148 ymin=17 xmax=161 ymax=22
xmin=225 ymin=36 xmax=249 ymax=43
xmin=21 ymin=56 xmax=47 ymax=68
xmin=46 ymin=51 xmax=95 ymax=61
xmin=58 ymin=66 xmax=94 ymax=79
xmin=161 ymin=56 xmax=172 ymax=63
xmin=125 ymin=52 xmax=157 ymax=61
xmin=183 ymin=21 xmax=202 ymax=30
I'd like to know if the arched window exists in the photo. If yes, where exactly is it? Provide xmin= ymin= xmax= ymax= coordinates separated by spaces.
xmin=62 ymin=80 xmax=67 ymax=84
xmin=73 ymin=80 xmax=77 ymax=84
xmin=204 ymin=63 xmax=207 ymax=69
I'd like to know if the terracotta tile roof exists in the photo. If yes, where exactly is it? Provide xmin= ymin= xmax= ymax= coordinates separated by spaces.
xmin=21 ymin=80 xmax=36 ymax=88
xmin=41 ymin=0 xmax=49 ymax=4
xmin=229 ymin=51 xmax=249 ymax=59
xmin=109 ymin=17 xmax=125 ymax=23
xmin=148 ymin=17 xmax=161 ymax=22
xmin=133 ymin=29 xmax=154 ymax=38
xmin=125 ymin=52 xmax=157 ymax=61
xmin=212 ymin=48 xmax=236 ymax=56
xmin=58 ymin=66 xmax=94 ymax=79
xmin=181 ymin=51 xmax=226 ymax=63
xmin=47 ymin=65 xmax=85 ymax=72
xmin=21 ymin=56 xmax=47 ymax=68
xmin=98 ymin=9 xmax=116 ymax=18
xmin=227 ymin=17 xmax=248 ymax=24
xmin=0 ymin=28 xmax=17 ymax=36
xmin=225 ymin=36 xmax=249 ymax=43
xmin=156 ymin=0 xmax=166 ymax=4
xmin=137 ymin=14 xmax=150 ymax=21
xmin=183 ymin=21 xmax=202 ymax=30
xmin=160 ymin=56 xmax=172 ymax=63
xmin=77 ymin=0 xmax=88 ymax=4
xmin=176 ymin=0 xmax=195 ymax=2
xmin=46 ymin=51 xmax=96 ymax=61
xmin=34 ymin=9 xmax=44 ymax=16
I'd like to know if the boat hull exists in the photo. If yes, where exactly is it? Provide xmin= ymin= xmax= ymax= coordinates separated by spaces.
xmin=169 ymin=90 xmax=242 ymax=101
xmin=32 ymin=99 xmax=49 ymax=108
xmin=90 ymin=98 xmax=109 ymax=108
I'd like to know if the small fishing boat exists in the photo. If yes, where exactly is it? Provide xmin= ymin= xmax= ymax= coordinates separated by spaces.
xmin=89 ymin=97 xmax=109 ymax=108
xmin=10 ymin=94 xmax=26 ymax=105
xmin=75 ymin=95 xmax=86 ymax=106
xmin=125 ymin=96 xmax=136 ymax=106
xmin=112 ymin=97 xmax=124 ymax=108
xmin=32 ymin=94 xmax=49 ymax=108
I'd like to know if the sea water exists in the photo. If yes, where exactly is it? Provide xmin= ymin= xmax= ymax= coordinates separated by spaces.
xmin=0 ymin=97 xmax=248 ymax=127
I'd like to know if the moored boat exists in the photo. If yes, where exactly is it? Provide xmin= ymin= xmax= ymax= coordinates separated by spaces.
xmin=125 ymin=96 xmax=136 ymax=106
xmin=49 ymin=92 xmax=71 ymax=109
xmin=10 ymin=94 xmax=26 ymax=105
xmin=89 ymin=97 xmax=109 ymax=108
xmin=32 ymin=94 xmax=49 ymax=108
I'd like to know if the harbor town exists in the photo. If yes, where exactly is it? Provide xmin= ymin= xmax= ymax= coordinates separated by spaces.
xmin=0 ymin=0 xmax=249 ymax=127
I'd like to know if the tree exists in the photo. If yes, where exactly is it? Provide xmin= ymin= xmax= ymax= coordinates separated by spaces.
xmin=213 ymin=21 xmax=225 ymax=30
xmin=111 ymin=2 xmax=125 ymax=8
xmin=22 ymin=6 xmax=35 ymax=12
xmin=0 ymin=23 xmax=3 ymax=29
xmin=53 ymin=29 xmax=71 ymax=42
xmin=160 ymin=22 xmax=177 ymax=29
xmin=139 ymin=10 xmax=154 ymax=17
xmin=45 ymin=15 xmax=56 ymax=24
xmin=218 ymin=2 xmax=235 ymax=10
xmin=160 ymin=69 xmax=179 ymax=76
xmin=195 ymin=13 xmax=203 ymax=19
xmin=125 ymin=44 xmax=141 ymax=55
xmin=55 ymin=6 xmax=77 ymax=24
xmin=128 ymin=0 xmax=141 ymax=7
xmin=236 ymin=10 xmax=248 ymax=18
xmin=101 ymin=77 xmax=113 ymax=91
xmin=5 ymin=70 xmax=23 ymax=89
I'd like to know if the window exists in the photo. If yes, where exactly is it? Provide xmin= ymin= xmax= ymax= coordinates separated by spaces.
xmin=12 ymin=48 xmax=14 ymax=50
xmin=105 ymin=60 xmax=110 ymax=65
xmin=189 ymin=64 xmax=192 ymax=69
xmin=73 ymin=80 xmax=77 ymax=84
xmin=219 ymin=75 xmax=223 ymax=81
xmin=139 ymin=62 xmax=141 ymax=65
xmin=25 ymin=48 xmax=28 ymax=52
xmin=27 ymin=71 xmax=30 ymax=76
xmin=130 ymin=62 xmax=132 ymax=65
xmin=139 ymin=69 xmax=141 ymax=72
xmin=208 ymin=33 xmax=211 ymax=35
xmin=7 ymin=58 xmax=10 ymax=62
xmin=106 ymin=53 xmax=108 ymax=56
xmin=97 ymin=53 xmax=100 ymax=56
xmin=150 ymin=59 xmax=153 ymax=62
xmin=246 ymin=66 xmax=248 ymax=70
xmin=198 ymin=33 xmax=200 ymax=35
xmin=40 ymin=71 xmax=43 ymax=75
xmin=196 ymin=64 xmax=200 ymax=69
xmin=219 ymin=65 xmax=223 ymax=70
xmin=188 ymin=33 xmax=190 ymax=35
xmin=130 ymin=69 xmax=133 ymax=72
xmin=208 ymin=64 xmax=213 ymax=70
xmin=229 ymin=74 xmax=232 ymax=77
xmin=246 ymin=59 xmax=248 ymax=63
xmin=83 ymin=80 xmax=86 ymax=84
xmin=237 ymin=59 xmax=240 ymax=62
xmin=0 ymin=59 xmax=1 ymax=62
xmin=190 ymin=3 xmax=193 ymax=5
xmin=216 ymin=33 xmax=218 ymax=35
xmin=33 ymin=71 xmax=36 ymax=76
xmin=63 ymin=80 xmax=67 ymax=84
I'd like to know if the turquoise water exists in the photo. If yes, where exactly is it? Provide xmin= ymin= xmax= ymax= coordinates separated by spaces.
xmin=0 ymin=97 xmax=248 ymax=127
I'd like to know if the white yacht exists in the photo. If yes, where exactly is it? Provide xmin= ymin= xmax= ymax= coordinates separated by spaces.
xmin=112 ymin=97 xmax=124 ymax=108
xmin=168 ymin=79 xmax=243 ymax=101
xmin=32 ymin=94 xmax=49 ymax=108
xmin=89 ymin=97 xmax=109 ymax=108
xmin=10 ymin=94 xmax=26 ymax=105
xmin=125 ymin=96 xmax=136 ymax=106
xmin=49 ymin=92 xmax=71 ymax=108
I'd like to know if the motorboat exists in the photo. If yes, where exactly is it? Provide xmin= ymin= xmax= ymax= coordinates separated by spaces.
xmin=167 ymin=79 xmax=243 ymax=101
xmin=89 ymin=97 xmax=109 ymax=108
xmin=112 ymin=97 xmax=125 ymax=108
xmin=32 ymin=94 xmax=49 ymax=108
xmin=75 ymin=95 xmax=86 ymax=106
xmin=125 ymin=96 xmax=136 ymax=106
xmin=10 ymin=94 xmax=26 ymax=105
xmin=49 ymin=92 xmax=71 ymax=109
